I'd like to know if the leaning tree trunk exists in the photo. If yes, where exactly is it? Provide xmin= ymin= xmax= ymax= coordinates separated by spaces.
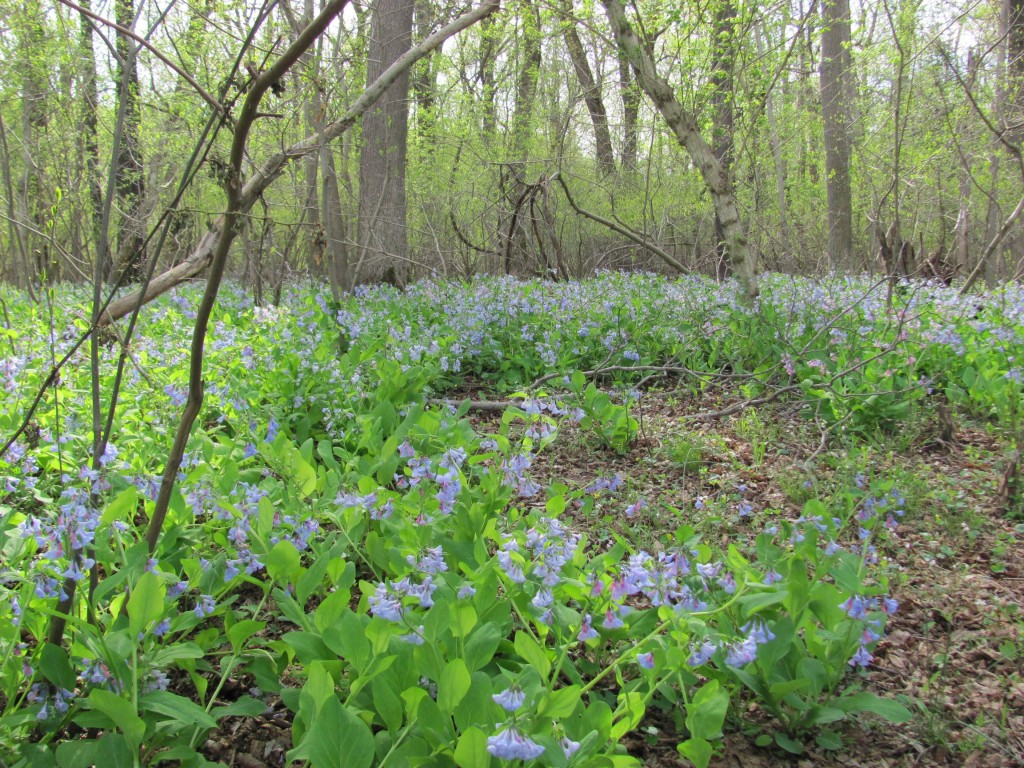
xmin=601 ymin=0 xmax=758 ymax=301
xmin=558 ymin=0 xmax=615 ymax=177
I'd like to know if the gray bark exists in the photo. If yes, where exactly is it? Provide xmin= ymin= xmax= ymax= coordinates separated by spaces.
xmin=111 ymin=0 xmax=147 ymax=284
xmin=558 ymin=0 xmax=615 ymax=176
xmin=358 ymin=0 xmax=415 ymax=281
xmin=820 ymin=0 xmax=854 ymax=270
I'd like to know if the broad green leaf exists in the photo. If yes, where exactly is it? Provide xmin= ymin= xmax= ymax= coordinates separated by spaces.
xmin=685 ymin=681 xmax=729 ymax=741
xmin=774 ymin=732 xmax=804 ymax=754
xmin=464 ymin=622 xmax=502 ymax=672
xmin=265 ymin=540 xmax=302 ymax=584
xmin=836 ymin=692 xmax=912 ymax=723
xmin=610 ymin=692 xmax=645 ymax=741
xmin=212 ymin=696 xmax=268 ymax=718
xmin=86 ymin=689 xmax=145 ymax=751
xmin=371 ymin=674 xmax=404 ymax=732
xmin=127 ymin=571 xmax=166 ymax=638
xmin=537 ymin=685 xmax=581 ymax=719
xmin=454 ymin=726 xmax=491 ymax=768
xmin=677 ymin=737 xmax=713 ymax=768
xmin=227 ymin=620 xmax=266 ymax=653
xmin=40 ymin=644 xmax=76 ymax=691
xmin=438 ymin=659 xmax=472 ymax=713
xmin=100 ymin=487 xmax=138 ymax=526
xmin=322 ymin=610 xmax=371 ymax=672
xmin=303 ymin=695 xmax=374 ymax=768
xmin=815 ymin=731 xmax=844 ymax=750
xmin=513 ymin=631 xmax=550 ymax=678
xmin=139 ymin=690 xmax=218 ymax=729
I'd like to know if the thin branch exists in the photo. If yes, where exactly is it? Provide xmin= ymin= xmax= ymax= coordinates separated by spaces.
xmin=555 ymin=174 xmax=689 ymax=273
xmin=56 ymin=0 xmax=225 ymax=115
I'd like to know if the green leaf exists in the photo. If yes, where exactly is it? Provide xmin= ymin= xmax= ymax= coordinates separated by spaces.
xmin=302 ymin=695 xmax=374 ymax=768
xmin=301 ymin=661 xmax=336 ymax=714
xmin=127 ymin=570 xmax=166 ymax=638
xmin=513 ymin=631 xmax=550 ymax=678
xmin=56 ymin=740 xmax=98 ymax=768
xmin=677 ymin=737 xmax=713 ymax=768
xmin=212 ymin=696 xmax=268 ymax=718
xmin=100 ymin=487 xmax=138 ymax=526
xmin=464 ymin=622 xmax=502 ymax=672
xmin=227 ymin=620 xmax=266 ymax=653
xmin=265 ymin=540 xmax=302 ymax=584
xmin=438 ymin=659 xmax=472 ymax=713
xmin=537 ymin=685 xmax=581 ymax=719
xmin=55 ymin=733 xmax=134 ymax=768
xmin=40 ymin=644 xmax=77 ymax=691
xmin=148 ymin=642 xmax=206 ymax=668
xmin=139 ymin=690 xmax=218 ymax=729
xmin=292 ymin=454 xmax=318 ymax=498
xmin=322 ymin=610 xmax=371 ymax=672
xmin=86 ymin=689 xmax=145 ymax=751
xmin=685 ymin=681 xmax=729 ymax=741
xmin=371 ymin=674 xmax=404 ymax=732
xmin=610 ymin=692 xmax=645 ymax=741
xmin=774 ymin=732 xmax=804 ymax=754
xmin=454 ymin=726 xmax=491 ymax=768
xmin=836 ymin=692 xmax=912 ymax=723
xmin=815 ymin=731 xmax=844 ymax=750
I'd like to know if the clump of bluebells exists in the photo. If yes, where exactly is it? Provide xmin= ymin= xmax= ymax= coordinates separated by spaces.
xmin=3 ymin=274 xmax=985 ymax=766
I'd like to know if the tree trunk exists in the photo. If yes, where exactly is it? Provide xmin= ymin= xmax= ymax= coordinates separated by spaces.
xmin=711 ymin=0 xmax=738 ymax=280
xmin=1007 ymin=0 xmax=1024 ymax=138
xmin=820 ymin=0 xmax=854 ymax=271
xmin=502 ymin=0 xmax=542 ymax=273
xmin=558 ymin=0 xmax=615 ymax=176
xmin=601 ymin=0 xmax=758 ymax=301
xmin=618 ymin=57 xmax=640 ymax=173
xmin=111 ymin=0 xmax=147 ymax=283
xmin=16 ymin=0 xmax=52 ymax=284
xmin=78 ymin=0 xmax=102 ymax=264
xmin=755 ymin=17 xmax=791 ymax=259
xmin=358 ymin=0 xmax=415 ymax=282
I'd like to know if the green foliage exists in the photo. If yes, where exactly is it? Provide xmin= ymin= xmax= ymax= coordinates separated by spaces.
xmin=2 ymin=273 xmax=1022 ymax=766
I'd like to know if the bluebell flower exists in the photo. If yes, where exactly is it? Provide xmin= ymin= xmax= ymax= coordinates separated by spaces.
xmin=487 ymin=726 xmax=545 ymax=760
xmin=636 ymin=652 xmax=655 ymax=669
xmin=848 ymin=645 xmax=873 ymax=667
xmin=492 ymin=685 xmax=526 ymax=711
xmin=688 ymin=640 xmax=717 ymax=667
xmin=578 ymin=615 xmax=598 ymax=642
xmin=369 ymin=584 xmax=403 ymax=622
xmin=601 ymin=609 xmax=624 ymax=630
xmin=194 ymin=595 xmax=216 ymax=618
xmin=725 ymin=636 xmax=758 ymax=667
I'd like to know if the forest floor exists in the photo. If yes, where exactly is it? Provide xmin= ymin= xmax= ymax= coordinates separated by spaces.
xmin=201 ymin=389 xmax=1024 ymax=768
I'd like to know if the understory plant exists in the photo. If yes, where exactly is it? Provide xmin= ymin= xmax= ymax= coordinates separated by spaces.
xmin=6 ymin=272 xmax=1020 ymax=766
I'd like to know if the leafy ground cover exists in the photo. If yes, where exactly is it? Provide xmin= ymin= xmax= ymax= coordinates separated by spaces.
xmin=0 ymin=273 xmax=1021 ymax=767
